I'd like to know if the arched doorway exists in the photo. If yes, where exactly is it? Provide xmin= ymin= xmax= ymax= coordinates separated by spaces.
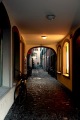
xmin=12 ymin=26 xmax=20 ymax=80
xmin=12 ymin=26 xmax=25 ymax=81
xmin=72 ymin=28 xmax=80 ymax=99
xmin=27 ymin=46 xmax=57 ymax=79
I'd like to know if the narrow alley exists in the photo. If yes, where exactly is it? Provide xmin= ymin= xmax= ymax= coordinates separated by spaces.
xmin=4 ymin=69 xmax=80 ymax=120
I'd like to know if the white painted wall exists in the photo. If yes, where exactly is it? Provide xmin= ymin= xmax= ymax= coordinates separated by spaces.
xmin=0 ymin=87 xmax=15 ymax=120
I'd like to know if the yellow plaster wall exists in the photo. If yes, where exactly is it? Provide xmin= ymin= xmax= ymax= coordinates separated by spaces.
xmin=57 ymin=25 xmax=80 ymax=91
xmin=57 ymin=35 xmax=72 ymax=91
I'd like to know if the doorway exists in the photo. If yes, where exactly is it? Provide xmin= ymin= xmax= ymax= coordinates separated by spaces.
xmin=27 ymin=46 xmax=57 ymax=79
xmin=72 ymin=28 xmax=80 ymax=98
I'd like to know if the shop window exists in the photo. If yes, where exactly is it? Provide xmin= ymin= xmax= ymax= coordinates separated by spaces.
xmin=57 ymin=46 xmax=61 ymax=73
xmin=63 ymin=41 xmax=69 ymax=77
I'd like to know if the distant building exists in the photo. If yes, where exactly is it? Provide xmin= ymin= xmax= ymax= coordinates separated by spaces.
xmin=31 ymin=47 xmax=40 ymax=68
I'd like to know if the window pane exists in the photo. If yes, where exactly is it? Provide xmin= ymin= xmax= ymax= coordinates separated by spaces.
xmin=63 ymin=41 xmax=69 ymax=76
xmin=66 ymin=43 xmax=69 ymax=74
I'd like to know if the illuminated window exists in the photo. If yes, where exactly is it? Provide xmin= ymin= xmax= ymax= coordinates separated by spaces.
xmin=63 ymin=42 xmax=69 ymax=77
xmin=57 ymin=46 xmax=61 ymax=73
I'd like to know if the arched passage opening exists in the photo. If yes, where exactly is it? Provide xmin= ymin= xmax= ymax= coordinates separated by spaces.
xmin=27 ymin=46 xmax=57 ymax=79
xmin=12 ymin=26 xmax=20 ymax=80
xmin=72 ymin=27 xmax=80 ymax=99
xmin=12 ymin=26 xmax=25 ymax=82
xmin=0 ymin=2 xmax=11 ymax=87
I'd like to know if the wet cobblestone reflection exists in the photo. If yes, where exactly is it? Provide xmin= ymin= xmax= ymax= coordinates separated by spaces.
xmin=4 ymin=69 xmax=80 ymax=120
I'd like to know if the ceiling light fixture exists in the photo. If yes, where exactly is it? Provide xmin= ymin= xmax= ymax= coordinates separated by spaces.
xmin=41 ymin=36 xmax=47 ymax=39
xmin=46 ymin=14 xmax=55 ymax=20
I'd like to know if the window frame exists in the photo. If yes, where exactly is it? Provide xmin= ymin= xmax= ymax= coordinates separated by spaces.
xmin=62 ymin=40 xmax=70 ymax=78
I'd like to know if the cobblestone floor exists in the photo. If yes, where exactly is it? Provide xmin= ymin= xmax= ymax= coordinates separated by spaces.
xmin=4 ymin=69 xmax=80 ymax=120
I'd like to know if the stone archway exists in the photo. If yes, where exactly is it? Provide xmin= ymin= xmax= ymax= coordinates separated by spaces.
xmin=27 ymin=46 xmax=57 ymax=79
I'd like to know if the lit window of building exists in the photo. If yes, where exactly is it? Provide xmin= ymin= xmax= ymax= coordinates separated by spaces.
xmin=63 ymin=41 xmax=69 ymax=77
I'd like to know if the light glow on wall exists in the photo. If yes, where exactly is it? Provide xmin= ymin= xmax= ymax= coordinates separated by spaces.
xmin=66 ymin=43 xmax=69 ymax=74
xmin=63 ymin=41 xmax=69 ymax=76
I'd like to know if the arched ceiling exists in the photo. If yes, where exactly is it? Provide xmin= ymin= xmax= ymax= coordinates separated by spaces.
xmin=3 ymin=0 xmax=80 ymax=45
